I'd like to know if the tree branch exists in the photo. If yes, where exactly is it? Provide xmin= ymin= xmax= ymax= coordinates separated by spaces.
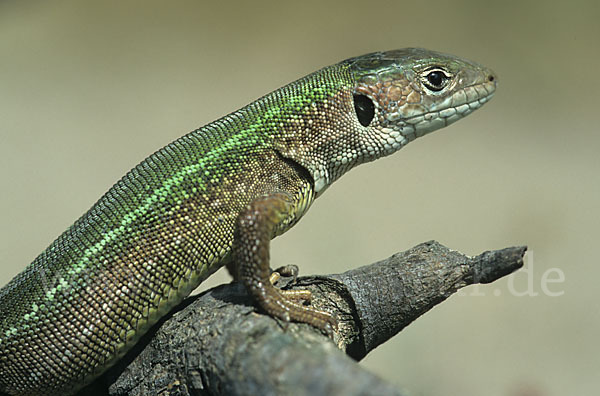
xmin=83 ymin=241 xmax=526 ymax=396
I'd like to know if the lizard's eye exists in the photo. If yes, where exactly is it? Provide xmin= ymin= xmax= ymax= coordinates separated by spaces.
xmin=353 ymin=94 xmax=375 ymax=127
xmin=422 ymin=68 xmax=450 ymax=92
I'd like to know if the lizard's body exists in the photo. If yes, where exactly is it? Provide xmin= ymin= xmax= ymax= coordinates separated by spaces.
xmin=0 ymin=48 xmax=496 ymax=395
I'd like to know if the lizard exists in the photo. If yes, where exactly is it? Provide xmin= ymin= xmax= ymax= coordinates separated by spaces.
xmin=0 ymin=48 xmax=496 ymax=395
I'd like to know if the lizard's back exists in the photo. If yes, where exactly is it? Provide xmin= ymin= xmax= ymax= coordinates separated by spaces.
xmin=0 ymin=64 xmax=350 ymax=395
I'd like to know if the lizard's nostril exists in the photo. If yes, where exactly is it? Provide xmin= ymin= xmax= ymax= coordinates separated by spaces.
xmin=488 ymin=75 xmax=495 ymax=82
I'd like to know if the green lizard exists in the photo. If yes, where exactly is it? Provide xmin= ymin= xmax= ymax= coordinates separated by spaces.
xmin=0 ymin=48 xmax=496 ymax=395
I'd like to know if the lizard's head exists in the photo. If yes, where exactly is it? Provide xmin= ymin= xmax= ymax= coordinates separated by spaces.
xmin=275 ymin=48 xmax=497 ymax=195
xmin=347 ymin=48 xmax=496 ymax=158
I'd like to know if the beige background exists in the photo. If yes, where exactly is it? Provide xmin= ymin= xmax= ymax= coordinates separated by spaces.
xmin=1 ymin=1 xmax=598 ymax=395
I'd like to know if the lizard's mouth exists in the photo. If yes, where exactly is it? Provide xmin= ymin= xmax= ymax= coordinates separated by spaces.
xmin=398 ymin=79 xmax=496 ymax=141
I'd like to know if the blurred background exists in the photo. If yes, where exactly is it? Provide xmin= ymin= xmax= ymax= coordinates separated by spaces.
xmin=1 ymin=1 xmax=598 ymax=395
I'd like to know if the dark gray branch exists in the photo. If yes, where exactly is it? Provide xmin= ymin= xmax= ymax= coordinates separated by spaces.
xmin=83 ymin=241 xmax=526 ymax=396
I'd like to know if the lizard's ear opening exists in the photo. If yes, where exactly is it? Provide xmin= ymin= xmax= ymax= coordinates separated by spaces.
xmin=353 ymin=94 xmax=375 ymax=127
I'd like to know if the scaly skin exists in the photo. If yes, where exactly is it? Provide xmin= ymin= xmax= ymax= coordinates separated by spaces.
xmin=0 ymin=48 xmax=496 ymax=395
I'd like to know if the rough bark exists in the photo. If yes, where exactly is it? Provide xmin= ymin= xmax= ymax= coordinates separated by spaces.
xmin=81 ymin=241 xmax=526 ymax=396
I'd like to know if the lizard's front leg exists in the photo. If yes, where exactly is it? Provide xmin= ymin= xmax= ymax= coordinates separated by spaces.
xmin=232 ymin=193 xmax=337 ymax=334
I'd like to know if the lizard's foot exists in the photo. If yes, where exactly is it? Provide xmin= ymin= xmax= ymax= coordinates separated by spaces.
xmin=252 ymin=282 xmax=338 ymax=336
xmin=273 ymin=264 xmax=299 ymax=279
xmin=234 ymin=193 xmax=337 ymax=336
xmin=269 ymin=265 xmax=312 ymax=303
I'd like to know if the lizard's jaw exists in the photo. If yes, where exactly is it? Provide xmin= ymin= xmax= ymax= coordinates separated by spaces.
xmin=395 ymin=77 xmax=497 ymax=143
